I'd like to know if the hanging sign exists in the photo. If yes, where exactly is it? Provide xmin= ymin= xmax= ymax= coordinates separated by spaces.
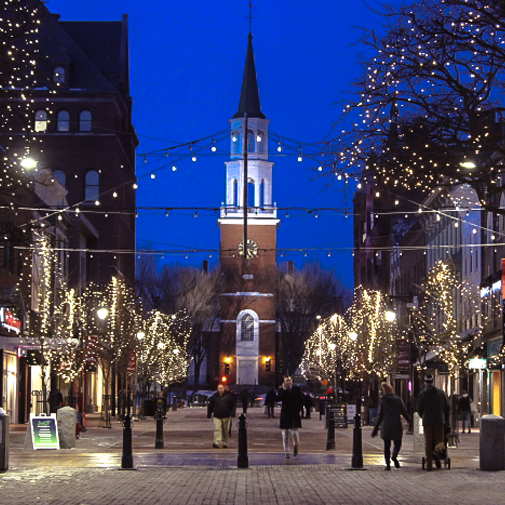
xmin=30 ymin=413 xmax=59 ymax=450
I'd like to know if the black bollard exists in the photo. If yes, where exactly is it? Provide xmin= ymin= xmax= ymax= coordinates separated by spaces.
xmin=326 ymin=412 xmax=335 ymax=450
xmin=155 ymin=408 xmax=164 ymax=449
xmin=237 ymin=413 xmax=248 ymax=469
xmin=121 ymin=412 xmax=134 ymax=469
xmin=351 ymin=398 xmax=363 ymax=469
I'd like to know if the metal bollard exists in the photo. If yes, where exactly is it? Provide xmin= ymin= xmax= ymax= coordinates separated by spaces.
xmin=155 ymin=408 xmax=165 ymax=449
xmin=0 ymin=409 xmax=9 ymax=472
xmin=351 ymin=400 xmax=363 ymax=469
xmin=121 ymin=393 xmax=134 ymax=470
xmin=326 ymin=413 xmax=335 ymax=450
xmin=237 ymin=413 xmax=248 ymax=469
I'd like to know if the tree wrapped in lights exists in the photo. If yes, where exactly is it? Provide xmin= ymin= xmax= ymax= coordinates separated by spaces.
xmin=347 ymin=286 xmax=397 ymax=379
xmin=332 ymin=0 xmax=505 ymax=215
xmin=301 ymin=314 xmax=356 ymax=382
xmin=412 ymin=259 xmax=481 ymax=376
xmin=138 ymin=309 xmax=191 ymax=385
xmin=274 ymin=264 xmax=349 ymax=377
xmin=0 ymin=0 xmax=44 ymax=190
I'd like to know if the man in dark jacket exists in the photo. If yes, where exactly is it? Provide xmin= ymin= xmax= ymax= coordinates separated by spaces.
xmin=207 ymin=384 xmax=235 ymax=448
xmin=265 ymin=387 xmax=276 ymax=418
xmin=277 ymin=376 xmax=304 ymax=459
xmin=416 ymin=373 xmax=450 ymax=470
xmin=458 ymin=391 xmax=473 ymax=434
xmin=372 ymin=382 xmax=411 ymax=470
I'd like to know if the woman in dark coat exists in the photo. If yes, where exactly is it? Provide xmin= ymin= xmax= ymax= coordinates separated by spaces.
xmin=372 ymin=382 xmax=411 ymax=470
xmin=277 ymin=376 xmax=304 ymax=459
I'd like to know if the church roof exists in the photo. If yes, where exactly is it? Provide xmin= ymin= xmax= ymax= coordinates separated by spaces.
xmin=233 ymin=33 xmax=265 ymax=119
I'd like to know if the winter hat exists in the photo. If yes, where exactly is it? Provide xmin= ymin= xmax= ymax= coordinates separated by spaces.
xmin=424 ymin=373 xmax=434 ymax=385
xmin=381 ymin=382 xmax=394 ymax=394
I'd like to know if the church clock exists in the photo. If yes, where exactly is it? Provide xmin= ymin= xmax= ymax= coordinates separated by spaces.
xmin=238 ymin=238 xmax=259 ymax=259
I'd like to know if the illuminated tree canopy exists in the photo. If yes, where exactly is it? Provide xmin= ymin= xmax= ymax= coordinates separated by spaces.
xmin=331 ymin=0 xmax=505 ymax=215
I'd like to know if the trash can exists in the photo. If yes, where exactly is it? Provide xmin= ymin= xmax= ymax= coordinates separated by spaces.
xmin=0 ymin=408 xmax=9 ymax=472
xmin=480 ymin=414 xmax=505 ymax=471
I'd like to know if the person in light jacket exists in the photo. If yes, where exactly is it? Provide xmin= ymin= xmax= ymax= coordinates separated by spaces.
xmin=372 ymin=382 xmax=411 ymax=470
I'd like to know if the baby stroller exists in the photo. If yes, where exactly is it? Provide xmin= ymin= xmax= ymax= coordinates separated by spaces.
xmin=422 ymin=424 xmax=451 ymax=470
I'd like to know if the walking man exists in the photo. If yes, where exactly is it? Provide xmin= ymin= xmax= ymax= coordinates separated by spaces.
xmin=416 ymin=373 xmax=450 ymax=470
xmin=207 ymin=384 xmax=235 ymax=448
xmin=458 ymin=391 xmax=473 ymax=434
xmin=277 ymin=375 xmax=304 ymax=459
xmin=265 ymin=387 xmax=276 ymax=418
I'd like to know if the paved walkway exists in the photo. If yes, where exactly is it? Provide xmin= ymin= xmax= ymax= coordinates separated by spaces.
xmin=2 ymin=407 xmax=503 ymax=505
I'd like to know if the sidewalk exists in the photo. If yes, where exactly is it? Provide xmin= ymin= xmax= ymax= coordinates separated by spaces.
xmin=2 ymin=408 xmax=501 ymax=505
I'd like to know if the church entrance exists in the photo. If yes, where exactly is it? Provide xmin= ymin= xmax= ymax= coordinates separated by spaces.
xmin=238 ymin=359 xmax=257 ymax=385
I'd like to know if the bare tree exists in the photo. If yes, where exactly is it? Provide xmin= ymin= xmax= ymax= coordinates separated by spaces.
xmin=136 ymin=258 xmax=222 ymax=386
xmin=274 ymin=263 xmax=349 ymax=377
xmin=330 ymin=0 xmax=505 ymax=215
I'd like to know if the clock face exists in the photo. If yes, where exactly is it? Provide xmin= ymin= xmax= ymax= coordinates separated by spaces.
xmin=238 ymin=238 xmax=259 ymax=259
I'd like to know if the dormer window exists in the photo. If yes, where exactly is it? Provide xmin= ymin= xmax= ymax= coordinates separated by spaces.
xmin=53 ymin=66 xmax=65 ymax=85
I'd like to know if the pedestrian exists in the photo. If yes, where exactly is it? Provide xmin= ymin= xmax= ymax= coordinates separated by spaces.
xmin=224 ymin=385 xmax=237 ymax=437
xmin=207 ymin=384 xmax=235 ymax=448
xmin=240 ymin=386 xmax=249 ymax=413
xmin=458 ymin=391 xmax=473 ymax=434
xmin=371 ymin=382 xmax=411 ymax=470
xmin=277 ymin=375 xmax=304 ymax=459
xmin=303 ymin=393 xmax=314 ymax=419
xmin=416 ymin=373 xmax=450 ymax=471
xmin=265 ymin=387 xmax=276 ymax=418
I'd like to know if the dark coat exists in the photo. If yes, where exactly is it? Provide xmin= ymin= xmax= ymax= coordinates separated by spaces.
xmin=277 ymin=385 xmax=304 ymax=429
xmin=375 ymin=393 xmax=411 ymax=441
xmin=265 ymin=389 xmax=276 ymax=407
xmin=458 ymin=394 xmax=472 ymax=413
xmin=207 ymin=392 xmax=235 ymax=419
xmin=416 ymin=385 xmax=451 ymax=426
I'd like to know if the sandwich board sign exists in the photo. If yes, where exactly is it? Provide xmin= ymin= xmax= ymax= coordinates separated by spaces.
xmin=30 ymin=413 xmax=60 ymax=450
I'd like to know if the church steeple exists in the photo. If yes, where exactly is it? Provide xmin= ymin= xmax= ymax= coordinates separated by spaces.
xmin=233 ymin=33 xmax=265 ymax=119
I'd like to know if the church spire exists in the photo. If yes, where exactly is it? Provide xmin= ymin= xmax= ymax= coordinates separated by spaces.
xmin=233 ymin=33 xmax=265 ymax=119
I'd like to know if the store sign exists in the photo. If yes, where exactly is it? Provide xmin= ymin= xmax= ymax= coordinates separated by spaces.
xmin=30 ymin=413 xmax=59 ymax=450
xmin=0 ymin=306 xmax=22 ymax=334
xmin=468 ymin=358 xmax=487 ymax=369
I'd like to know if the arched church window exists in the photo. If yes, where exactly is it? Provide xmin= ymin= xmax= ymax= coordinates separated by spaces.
xmin=232 ymin=179 xmax=238 ymax=208
xmin=260 ymin=179 xmax=266 ymax=208
xmin=240 ymin=314 xmax=254 ymax=341
xmin=248 ymin=180 xmax=255 ymax=211
xmin=248 ymin=131 xmax=255 ymax=153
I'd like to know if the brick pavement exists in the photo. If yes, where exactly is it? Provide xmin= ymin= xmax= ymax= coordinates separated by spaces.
xmin=2 ymin=407 xmax=500 ymax=505
xmin=1 ymin=465 xmax=505 ymax=505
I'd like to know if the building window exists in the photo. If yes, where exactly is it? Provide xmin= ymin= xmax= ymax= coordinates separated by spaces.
xmin=35 ymin=110 xmax=47 ymax=132
xmin=57 ymin=110 xmax=70 ymax=132
xmin=53 ymin=170 xmax=66 ymax=187
xmin=79 ymin=110 xmax=92 ymax=132
xmin=84 ymin=170 xmax=99 ymax=201
xmin=240 ymin=314 xmax=254 ymax=342
xmin=53 ymin=66 xmax=65 ymax=84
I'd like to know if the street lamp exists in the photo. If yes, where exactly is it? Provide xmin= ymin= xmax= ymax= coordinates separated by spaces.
xmin=20 ymin=156 xmax=37 ymax=170
xmin=97 ymin=307 xmax=109 ymax=320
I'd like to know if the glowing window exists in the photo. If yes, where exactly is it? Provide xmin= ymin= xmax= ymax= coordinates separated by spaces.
xmin=35 ymin=110 xmax=47 ymax=132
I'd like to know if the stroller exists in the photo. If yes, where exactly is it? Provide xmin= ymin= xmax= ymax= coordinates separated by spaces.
xmin=422 ymin=424 xmax=451 ymax=470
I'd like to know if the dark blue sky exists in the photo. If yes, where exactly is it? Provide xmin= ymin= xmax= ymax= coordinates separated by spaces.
xmin=48 ymin=0 xmax=403 ymax=288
